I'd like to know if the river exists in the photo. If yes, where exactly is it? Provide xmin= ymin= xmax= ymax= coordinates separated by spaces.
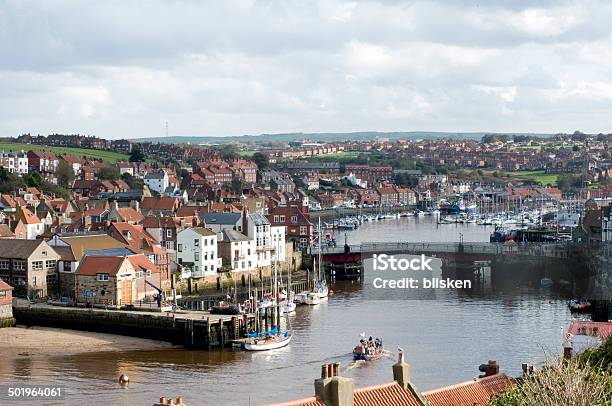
xmin=1 ymin=217 xmax=576 ymax=405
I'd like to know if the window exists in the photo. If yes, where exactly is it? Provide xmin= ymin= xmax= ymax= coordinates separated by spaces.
xmin=291 ymin=215 xmax=298 ymax=223
xmin=300 ymin=226 xmax=307 ymax=235
xmin=45 ymin=260 xmax=56 ymax=269
xmin=135 ymin=271 xmax=143 ymax=278
xmin=165 ymin=241 xmax=174 ymax=250
xmin=204 ymin=238 xmax=208 ymax=246
xmin=0 ymin=291 xmax=5 ymax=298
xmin=279 ymin=215 xmax=285 ymax=222
xmin=32 ymin=261 xmax=43 ymax=270
xmin=194 ymin=252 xmax=199 ymax=261
xmin=178 ymin=244 xmax=182 ymax=252
xmin=0 ymin=260 xmax=9 ymax=270
xmin=146 ymin=270 xmax=151 ymax=277
xmin=274 ymin=215 xmax=280 ymax=222
xmin=166 ymin=229 xmax=172 ymax=238
xmin=97 ymin=274 xmax=109 ymax=281
xmin=194 ymin=239 xmax=199 ymax=247
xmin=13 ymin=260 xmax=25 ymax=271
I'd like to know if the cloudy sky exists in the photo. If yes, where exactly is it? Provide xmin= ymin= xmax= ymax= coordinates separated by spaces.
xmin=1 ymin=0 xmax=611 ymax=139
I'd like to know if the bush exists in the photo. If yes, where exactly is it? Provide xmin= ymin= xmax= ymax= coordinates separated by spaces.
xmin=0 ymin=318 xmax=16 ymax=328
xmin=491 ymin=347 xmax=611 ymax=406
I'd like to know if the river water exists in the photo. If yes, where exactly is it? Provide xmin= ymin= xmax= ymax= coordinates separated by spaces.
xmin=1 ymin=217 xmax=576 ymax=405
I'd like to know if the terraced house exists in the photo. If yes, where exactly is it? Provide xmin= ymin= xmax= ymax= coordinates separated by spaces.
xmin=0 ymin=239 xmax=60 ymax=299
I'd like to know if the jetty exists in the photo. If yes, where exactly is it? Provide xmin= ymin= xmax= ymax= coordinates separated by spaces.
xmin=12 ymin=299 xmax=262 ymax=349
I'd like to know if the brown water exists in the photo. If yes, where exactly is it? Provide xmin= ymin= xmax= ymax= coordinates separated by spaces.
xmin=1 ymin=218 xmax=575 ymax=405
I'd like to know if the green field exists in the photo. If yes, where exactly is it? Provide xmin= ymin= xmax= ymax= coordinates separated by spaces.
xmin=238 ymin=149 xmax=257 ymax=157
xmin=512 ymin=170 xmax=559 ymax=186
xmin=0 ymin=143 xmax=129 ymax=163
xmin=452 ymin=168 xmax=560 ymax=186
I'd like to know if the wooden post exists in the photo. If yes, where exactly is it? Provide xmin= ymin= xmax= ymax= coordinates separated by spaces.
xmin=206 ymin=317 xmax=211 ymax=350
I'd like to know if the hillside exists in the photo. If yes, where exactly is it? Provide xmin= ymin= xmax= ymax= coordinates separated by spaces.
xmin=0 ymin=143 xmax=129 ymax=163
xmin=130 ymin=131 xmax=554 ymax=145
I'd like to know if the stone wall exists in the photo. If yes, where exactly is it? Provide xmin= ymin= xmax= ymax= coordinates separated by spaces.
xmin=13 ymin=305 xmax=176 ymax=342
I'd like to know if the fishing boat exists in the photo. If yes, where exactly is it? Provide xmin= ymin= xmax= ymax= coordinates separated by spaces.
xmin=244 ymin=329 xmax=292 ymax=351
xmin=294 ymin=292 xmax=307 ymax=304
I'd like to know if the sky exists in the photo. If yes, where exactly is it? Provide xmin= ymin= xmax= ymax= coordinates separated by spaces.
xmin=1 ymin=0 xmax=612 ymax=139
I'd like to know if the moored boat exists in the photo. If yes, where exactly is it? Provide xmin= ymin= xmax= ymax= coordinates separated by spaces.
xmin=244 ymin=331 xmax=292 ymax=351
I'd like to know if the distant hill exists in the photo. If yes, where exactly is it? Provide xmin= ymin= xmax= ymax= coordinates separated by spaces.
xmin=130 ymin=131 xmax=553 ymax=144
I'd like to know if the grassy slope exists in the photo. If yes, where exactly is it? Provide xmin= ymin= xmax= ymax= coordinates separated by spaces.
xmin=0 ymin=143 xmax=129 ymax=163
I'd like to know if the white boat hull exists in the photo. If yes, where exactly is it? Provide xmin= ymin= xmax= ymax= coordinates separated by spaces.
xmin=244 ymin=334 xmax=292 ymax=351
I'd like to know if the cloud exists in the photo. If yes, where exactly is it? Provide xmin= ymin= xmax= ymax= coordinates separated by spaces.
xmin=0 ymin=0 xmax=612 ymax=137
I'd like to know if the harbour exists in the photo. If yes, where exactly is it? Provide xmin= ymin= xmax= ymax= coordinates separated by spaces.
xmin=1 ymin=217 xmax=591 ymax=405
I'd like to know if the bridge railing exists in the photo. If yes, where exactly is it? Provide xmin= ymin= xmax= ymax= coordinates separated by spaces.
xmin=311 ymin=241 xmax=589 ymax=258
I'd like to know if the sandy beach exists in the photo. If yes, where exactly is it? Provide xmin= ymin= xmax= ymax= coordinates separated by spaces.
xmin=0 ymin=326 xmax=175 ymax=357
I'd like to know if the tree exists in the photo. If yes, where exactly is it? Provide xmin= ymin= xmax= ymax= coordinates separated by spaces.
xmin=253 ymin=152 xmax=269 ymax=170
xmin=120 ymin=173 xmax=144 ymax=190
xmin=129 ymin=145 xmax=146 ymax=162
xmin=57 ymin=160 xmax=75 ymax=188
xmin=98 ymin=167 xmax=120 ymax=180
xmin=0 ymin=167 xmax=25 ymax=193
xmin=24 ymin=172 xmax=43 ymax=188
xmin=557 ymin=173 xmax=583 ymax=192
xmin=230 ymin=177 xmax=244 ymax=194
xmin=217 ymin=144 xmax=239 ymax=160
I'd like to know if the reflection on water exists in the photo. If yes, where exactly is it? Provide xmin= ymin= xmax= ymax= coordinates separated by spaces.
xmin=1 ymin=218 xmax=576 ymax=406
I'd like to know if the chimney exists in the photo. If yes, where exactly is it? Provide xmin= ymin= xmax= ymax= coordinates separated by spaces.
xmin=478 ymin=360 xmax=500 ymax=378
xmin=393 ymin=351 xmax=411 ymax=388
xmin=314 ymin=363 xmax=353 ymax=406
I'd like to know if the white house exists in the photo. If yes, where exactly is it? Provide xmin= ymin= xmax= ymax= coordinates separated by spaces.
xmin=244 ymin=213 xmax=274 ymax=268
xmin=177 ymin=227 xmax=220 ymax=278
xmin=16 ymin=152 xmax=29 ymax=174
xmin=270 ymin=225 xmax=286 ymax=263
xmin=218 ymin=229 xmax=257 ymax=272
xmin=244 ymin=213 xmax=286 ymax=268
xmin=144 ymin=170 xmax=169 ymax=194
xmin=14 ymin=207 xmax=44 ymax=240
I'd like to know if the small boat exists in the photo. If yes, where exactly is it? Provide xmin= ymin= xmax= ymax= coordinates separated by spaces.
xmin=280 ymin=299 xmax=297 ymax=314
xmin=294 ymin=292 xmax=307 ymax=304
xmin=568 ymin=299 xmax=592 ymax=313
xmin=353 ymin=336 xmax=385 ymax=361
xmin=304 ymin=292 xmax=321 ymax=305
xmin=244 ymin=331 xmax=292 ymax=351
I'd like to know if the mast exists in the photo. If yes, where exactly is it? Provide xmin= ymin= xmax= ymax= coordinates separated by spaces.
xmin=318 ymin=217 xmax=322 ymax=282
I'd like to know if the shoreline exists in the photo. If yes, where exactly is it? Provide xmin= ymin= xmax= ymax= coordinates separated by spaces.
xmin=0 ymin=325 xmax=176 ymax=357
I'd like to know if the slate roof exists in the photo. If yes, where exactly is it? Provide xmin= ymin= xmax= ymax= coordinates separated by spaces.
xmin=191 ymin=227 xmax=216 ymax=237
xmin=201 ymin=212 xmax=241 ymax=225
xmin=249 ymin=212 xmax=270 ymax=226
xmin=221 ymin=229 xmax=250 ymax=242
xmin=0 ymin=239 xmax=52 ymax=259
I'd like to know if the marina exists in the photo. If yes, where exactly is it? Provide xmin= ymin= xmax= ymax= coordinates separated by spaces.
xmin=1 ymin=217 xmax=592 ymax=405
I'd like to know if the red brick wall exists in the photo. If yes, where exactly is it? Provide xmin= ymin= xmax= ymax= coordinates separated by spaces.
xmin=0 ymin=289 xmax=12 ymax=306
